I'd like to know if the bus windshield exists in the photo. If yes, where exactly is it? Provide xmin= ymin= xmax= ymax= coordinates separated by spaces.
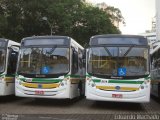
xmin=87 ymin=46 xmax=149 ymax=78
xmin=18 ymin=47 xmax=69 ymax=75
xmin=0 ymin=49 xmax=5 ymax=73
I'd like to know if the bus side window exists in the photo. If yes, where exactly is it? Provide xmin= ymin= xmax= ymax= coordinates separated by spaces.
xmin=72 ymin=48 xmax=78 ymax=74
xmin=7 ymin=48 xmax=19 ymax=75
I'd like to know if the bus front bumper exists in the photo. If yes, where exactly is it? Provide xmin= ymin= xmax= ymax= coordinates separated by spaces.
xmin=15 ymin=84 xmax=70 ymax=99
xmin=86 ymin=87 xmax=150 ymax=103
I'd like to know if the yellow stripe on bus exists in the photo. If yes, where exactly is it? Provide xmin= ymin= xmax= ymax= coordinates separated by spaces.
xmin=42 ymin=84 xmax=59 ymax=89
xmin=96 ymin=86 xmax=139 ymax=91
xmin=22 ymin=83 xmax=59 ymax=89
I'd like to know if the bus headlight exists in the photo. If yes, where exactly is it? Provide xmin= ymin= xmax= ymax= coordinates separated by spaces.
xmin=91 ymin=83 xmax=95 ymax=87
xmin=60 ymin=81 xmax=67 ymax=86
xmin=60 ymin=82 xmax=64 ymax=86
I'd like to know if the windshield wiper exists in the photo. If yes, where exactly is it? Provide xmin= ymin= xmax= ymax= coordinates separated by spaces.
xmin=123 ymin=46 xmax=134 ymax=57
xmin=104 ymin=47 xmax=112 ymax=57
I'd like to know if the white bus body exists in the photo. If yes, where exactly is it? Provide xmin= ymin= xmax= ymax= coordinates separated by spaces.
xmin=15 ymin=36 xmax=85 ymax=99
xmin=85 ymin=35 xmax=150 ymax=103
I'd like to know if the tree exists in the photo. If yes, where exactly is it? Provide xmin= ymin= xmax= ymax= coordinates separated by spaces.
xmin=43 ymin=0 xmax=121 ymax=45
xmin=0 ymin=0 xmax=122 ymax=45
xmin=104 ymin=6 xmax=126 ymax=27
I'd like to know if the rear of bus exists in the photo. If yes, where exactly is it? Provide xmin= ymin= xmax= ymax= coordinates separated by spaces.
xmin=85 ymin=35 xmax=150 ymax=103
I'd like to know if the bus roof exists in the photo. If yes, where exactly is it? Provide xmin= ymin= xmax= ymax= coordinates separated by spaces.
xmin=21 ymin=36 xmax=71 ymax=46
xmin=22 ymin=35 xmax=71 ymax=41
xmin=21 ymin=36 xmax=83 ymax=49
xmin=91 ymin=34 xmax=145 ymax=38
xmin=90 ymin=34 xmax=148 ymax=46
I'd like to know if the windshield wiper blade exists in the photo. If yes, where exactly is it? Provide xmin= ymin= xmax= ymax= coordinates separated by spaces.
xmin=104 ymin=47 xmax=112 ymax=57
xmin=123 ymin=46 xmax=134 ymax=57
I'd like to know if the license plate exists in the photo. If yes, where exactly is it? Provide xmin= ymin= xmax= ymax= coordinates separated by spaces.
xmin=112 ymin=94 xmax=123 ymax=98
xmin=35 ymin=90 xmax=44 ymax=95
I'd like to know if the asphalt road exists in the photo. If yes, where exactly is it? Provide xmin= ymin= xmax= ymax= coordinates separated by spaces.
xmin=0 ymin=96 xmax=160 ymax=120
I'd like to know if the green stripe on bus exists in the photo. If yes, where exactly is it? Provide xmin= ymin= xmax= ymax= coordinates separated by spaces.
xmin=92 ymin=79 xmax=144 ymax=84
xmin=19 ymin=78 xmax=62 ymax=83
xmin=32 ymin=78 xmax=63 ymax=83
xmin=92 ymin=79 xmax=101 ymax=82
xmin=20 ymin=78 xmax=26 ymax=81
xmin=108 ymin=80 xmax=144 ymax=84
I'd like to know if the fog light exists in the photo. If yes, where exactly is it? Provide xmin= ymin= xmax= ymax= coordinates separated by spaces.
xmin=141 ymin=86 xmax=144 ymax=89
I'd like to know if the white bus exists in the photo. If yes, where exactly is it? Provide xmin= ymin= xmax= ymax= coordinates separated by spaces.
xmin=150 ymin=42 xmax=160 ymax=98
xmin=85 ymin=34 xmax=150 ymax=103
xmin=0 ymin=38 xmax=20 ymax=96
xmin=16 ymin=36 xmax=85 ymax=99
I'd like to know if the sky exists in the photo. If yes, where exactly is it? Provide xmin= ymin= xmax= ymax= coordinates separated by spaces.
xmin=89 ymin=0 xmax=156 ymax=35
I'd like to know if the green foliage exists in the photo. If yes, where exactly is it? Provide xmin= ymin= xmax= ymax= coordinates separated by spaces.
xmin=104 ymin=6 xmax=126 ymax=26
xmin=0 ymin=0 xmax=122 ymax=45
